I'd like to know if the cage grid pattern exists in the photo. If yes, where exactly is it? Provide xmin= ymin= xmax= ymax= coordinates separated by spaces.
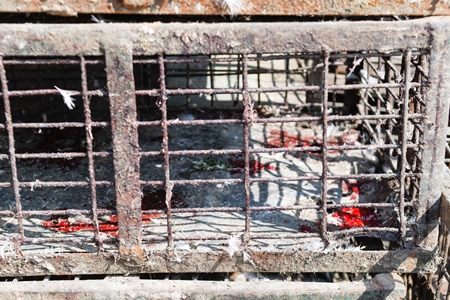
xmin=0 ymin=51 xmax=426 ymax=250
xmin=0 ymin=20 xmax=448 ymax=276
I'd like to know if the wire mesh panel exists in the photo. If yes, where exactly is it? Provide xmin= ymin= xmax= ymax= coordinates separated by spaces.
xmin=0 ymin=18 xmax=449 ymax=276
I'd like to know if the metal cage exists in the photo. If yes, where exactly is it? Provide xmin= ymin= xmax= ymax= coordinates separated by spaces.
xmin=0 ymin=18 xmax=449 ymax=278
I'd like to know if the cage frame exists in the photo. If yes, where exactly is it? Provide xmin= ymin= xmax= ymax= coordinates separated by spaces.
xmin=0 ymin=17 xmax=449 ymax=276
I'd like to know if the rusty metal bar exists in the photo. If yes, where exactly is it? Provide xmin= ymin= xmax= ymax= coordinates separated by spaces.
xmin=105 ymin=43 xmax=143 ymax=257
xmin=0 ymin=173 xmax=419 ymax=189
xmin=0 ymin=274 xmax=409 ymax=299
xmin=135 ymin=50 xmax=427 ymax=64
xmin=133 ymin=82 xmax=421 ymax=98
xmin=141 ymin=202 xmax=403 ymax=217
xmin=320 ymin=51 xmax=330 ymax=243
xmin=2 ymin=58 xmax=104 ymax=65
xmin=0 ymin=20 xmax=434 ymax=57
xmin=0 ymin=181 xmax=112 ymax=188
xmin=0 ymin=250 xmax=438 ymax=275
xmin=158 ymin=54 xmax=174 ymax=249
xmin=20 ymin=209 xmax=115 ymax=217
xmin=415 ymin=20 xmax=450 ymax=250
xmin=14 ymin=152 xmax=111 ymax=159
xmin=138 ymin=143 xmax=419 ymax=158
xmin=0 ymin=89 xmax=105 ymax=98
xmin=242 ymin=53 xmax=252 ymax=238
xmin=398 ymin=49 xmax=411 ymax=245
xmin=0 ymin=57 xmax=24 ymax=255
xmin=80 ymin=55 xmax=102 ymax=251
xmin=0 ymin=121 xmax=108 ymax=131
xmin=0 ymin=18 xmax=446 ymax=277
xmin=139 ymin=172 xmax=419 ymax=188
xmin=134 ymin=113 xmax=424 ymax=127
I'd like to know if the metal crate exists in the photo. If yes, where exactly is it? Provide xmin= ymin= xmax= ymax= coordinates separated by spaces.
xmin=0 ymin=17 xmax=449 ymax=278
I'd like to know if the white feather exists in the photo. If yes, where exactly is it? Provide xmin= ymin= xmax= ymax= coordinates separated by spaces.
xmin=55 ymin=86 xmax=77 ymax=110
xmin=218 ymin=0 xmax=244 ymax=16
xmin=228 ymin=234 xmax=242 ymax=258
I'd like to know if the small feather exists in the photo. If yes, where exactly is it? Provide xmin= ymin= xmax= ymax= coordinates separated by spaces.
xmin=218 ymin=0 xmax=244 ymax=17
xmin=55 ymin=86 xmax=77 ymax=110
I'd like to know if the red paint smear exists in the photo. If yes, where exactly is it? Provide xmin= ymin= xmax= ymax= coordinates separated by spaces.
xmin=42 ymin=187 xmax=188 ymax=236
xmin=228 ymin=157 xmax=278 ymax=175
xmin=42 ymin=213 xmax=157 ymax=236
xmin=331 ymin=207 xmax=379 ymax=229
xmin=266 ymin=130 xmax=301 ymax=148
xmin=266 ymin=130 xmax=342 ymax=156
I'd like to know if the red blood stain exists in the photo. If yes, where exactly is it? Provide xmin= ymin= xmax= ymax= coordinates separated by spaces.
xmin=228 ymin=157 xmax=278 ymax=175
xmin=42 ymin=188 xmax=188 ymax=236
xmin=298 ymin=224 xmax=319 ymax=233
xmin=299 ymin=225 xmax=311 ymax=232
xmin=331 ymin=207 xmax=379 ymax=229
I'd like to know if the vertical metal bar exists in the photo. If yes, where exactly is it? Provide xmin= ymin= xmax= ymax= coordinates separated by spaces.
xmin=186 ymin=55 xmax=191 ymax=107
xmin=0 ymin=57 xmax=24 ymax=255
xmin=257 ymin=53 xmax=261 ymax=106
xmin=37 ymin=64 xmax=44 ymax=115
xmin=158 ymin=54 xmax=173 ymax=249
xmin=105 ymin=44 xmax=143 ymax=257
xmin=409 ymin=55 xmax=426 ymax=195
xmin=80 ymin=56 xmax=102 ymax=251
xmin=364 ymin=59 xmax=370 ymax=116
xmin=285 ymin=57 xmax=289 ymax=105
xmin=209 ymin=56 xmax=215 ymax=107
xmin=399 ymin=50 xmax=411 ymax=245
xmin=384 ymin=57 xmax=393 ymax=106
xmin=384 ymin=56 xmax=393 ymax=153
xmin=320 ymin=51 xmax=330 ymax=244
xmin=332 ymin=60 xmax=338 ymax=108
xmin=241 ymin=53 xmax=252 ymax=238
xmin=234 ymin=57 xmax=241 ymax=107
xmin=375 ymin=58 xmax=382 ymax=144
xmin=416 ymin=21 xmax=450 ymax=250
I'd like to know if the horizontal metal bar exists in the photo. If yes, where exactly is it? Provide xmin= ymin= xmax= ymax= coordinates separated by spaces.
xmin=14 ymin=152 xmax=112 ymax=159
xmin=20 ymin=209 xmax=115 ymax=217
xmin=21 ymin=237 xmax=115 ymax=244
xmin=140 ymin=201 xmax=399 ymax=215
xmin=0 ymin=18 xmax=436 ymax=56
xmin=0 ymin=250 xmax=437 ymax=275
xmin=0 ymin=181 xmax=113 ymax=188
xmin=135 ymin=114 xmax=424 ymax=129
xmin=0 ymin=122 xmax=109 ymax=130
xmin=2 ymin=58 xmax=104 ymax=65
xmin=0 ymin=89 xmax=105 ymax=98
xmin=135 ymin=82 xmax=422 ymax=97
xmin=0 ymin=274 xmax=407 ymax=299
xmin=0 ymin=172 xmax=417 ymax=190
xmin=148 ymin=49 xmax=427 ymax=63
